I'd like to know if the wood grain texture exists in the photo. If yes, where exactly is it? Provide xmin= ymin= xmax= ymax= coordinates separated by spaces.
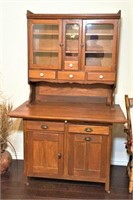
xmin=9 ymin=101 xmax=126 ymax=124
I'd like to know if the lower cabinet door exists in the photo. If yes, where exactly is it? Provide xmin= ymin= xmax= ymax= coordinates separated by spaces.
xmin=68 ymin=133 xmax=110 ymax=180
xmin=26 ymin=130 xmax=64 ymax=177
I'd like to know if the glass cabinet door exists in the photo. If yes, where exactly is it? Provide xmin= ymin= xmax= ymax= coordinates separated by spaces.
xmin=83 ymin=20 xmax=116 ymax=71
xmin=63 ymin=20 xmax=81 ymax=70
xmin=29 ymin=20 xmax=61 ymax=69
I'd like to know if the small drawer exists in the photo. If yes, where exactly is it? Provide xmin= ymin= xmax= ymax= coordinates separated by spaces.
xmin=69 ymin=124 xmax=109 ymax=135
xmin=64 ymin=61 xmax=78 ymax=70
xmin=75 ymin=134 xmax=102 ymax=143
xmin=29 ymin=70 xmax=56 ymax=80
xmin=58 ymin=72 xmax=85 ymax=81
xmin=26 ymin=120 xmax=64 ymax=132
xmin=87 ymin=72 xmax=115 ymax=82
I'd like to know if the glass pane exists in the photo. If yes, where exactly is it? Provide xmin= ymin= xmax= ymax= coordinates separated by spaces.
xmin=85 ymin=23 xmax=114 ymax=67
xmin=32 ymin=24 xmax=59 ymax=66
xmin=65 ymin=24 xmax=79 ymax=58
xmin=33 ymin=52 xmax=58 ymax=66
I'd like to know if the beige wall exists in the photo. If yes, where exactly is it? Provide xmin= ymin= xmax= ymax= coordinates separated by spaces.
xmin=1 ymin=0 xmax=132 ymax=165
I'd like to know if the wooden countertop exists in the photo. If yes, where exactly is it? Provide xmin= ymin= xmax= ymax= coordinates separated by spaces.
xmin=9 ymin=101 xmax=126 ymax=124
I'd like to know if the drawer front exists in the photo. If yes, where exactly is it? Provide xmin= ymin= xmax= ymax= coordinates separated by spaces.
xmin=64 ymin=61 xmax=78 ymax=70
xmin=69 ymin=124 xmax=109 ymax=135
xmin=26 ymin=120 xmax=64 ymax=132
xmin=74 ymin=134 xmax=102 ymax=143
xmin=29 ymin=70 xmax=56 ymax=80
xmin=87 ymin=72 xmax=115 ymax=82
xmin=58 ymin=72 xmax=85 ymax=81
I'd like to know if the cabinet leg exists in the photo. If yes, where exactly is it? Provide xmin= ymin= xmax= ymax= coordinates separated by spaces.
xmin=24 ymin=176 xmax=30 ymax=186
xmin=105 ymin=181 xmax=110 ymax=193
xmin=129 ymin=160 xmax=133 ymax=193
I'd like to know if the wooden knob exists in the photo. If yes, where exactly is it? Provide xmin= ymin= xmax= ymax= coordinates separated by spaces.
xmin=58 ymin=153 xmax=62 ymax=159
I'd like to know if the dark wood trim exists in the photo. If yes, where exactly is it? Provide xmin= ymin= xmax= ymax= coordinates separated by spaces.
xmin=27 ymin=10 xmax=121 ymax=20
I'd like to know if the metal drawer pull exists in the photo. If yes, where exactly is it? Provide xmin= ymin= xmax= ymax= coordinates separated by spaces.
xmin=85 ymin=137 xmax=92 ymax=141
xmin=58 ymin=153 xmax=62 ymax=159
xmin=40 ymin=72 xmax=44 ymax=77
xmin=41 ymin=125 xmax=48 ymax=129
xmin=84 ymin=127 xmax=93 ymax=132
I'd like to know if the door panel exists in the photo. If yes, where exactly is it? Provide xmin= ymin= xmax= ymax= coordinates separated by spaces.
xmin=68 ymin=133 xmax=106 ymax=178
xmin=27 ymin=130 xmax=64 ymax=176
xmin=63 ymin=20 xmax=82 ymax=70
xmin=83 ymin=19 xmax=117 ymax=72
xmin=29 ymin=19 xmax=62 ymax=69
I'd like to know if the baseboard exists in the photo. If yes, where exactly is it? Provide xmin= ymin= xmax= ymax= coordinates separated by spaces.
xmin=111 ymin=159 xmax=128 ymax=166
xmin=11 ymin=152 xmax=23 ymax=160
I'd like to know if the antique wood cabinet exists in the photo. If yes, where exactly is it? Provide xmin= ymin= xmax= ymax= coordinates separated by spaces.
xmin=9 ymin=10 xmax=127 ymax=192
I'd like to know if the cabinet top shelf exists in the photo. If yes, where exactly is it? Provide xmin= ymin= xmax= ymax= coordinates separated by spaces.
xmin=27 ymin=10 xmax=121 ymax=20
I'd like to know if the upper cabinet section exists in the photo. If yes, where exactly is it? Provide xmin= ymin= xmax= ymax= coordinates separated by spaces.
xmin=27 ymin=11 xmax=121 ymax=83
xmin=28 ymin=19 xmax=62 ymax=69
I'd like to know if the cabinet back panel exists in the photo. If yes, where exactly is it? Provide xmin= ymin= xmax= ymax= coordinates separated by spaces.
xmin=33 ymin=82 xmax=112 ymax=104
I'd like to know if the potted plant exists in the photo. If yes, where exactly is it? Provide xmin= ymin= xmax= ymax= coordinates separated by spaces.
xmin=0 ymin=94 xmax=15 ymax=174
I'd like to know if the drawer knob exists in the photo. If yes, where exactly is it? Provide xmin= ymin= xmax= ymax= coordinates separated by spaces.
xmin=85 ymin=137 xmax=92 ymax=141
xmin=69 ymin=63 xmax=73 ymax=68
xmin=80 ymin=43 xmax=84 ymax=47
xmin=99 ymin=75 xmax=104 ymax=79
xmin=41 ymin=125 xmax=48 ymax=129
xmin=60 ymin=43 xmax=64 ymax=47
xmin=69 ymin=74 xmax=74 ymax=79
xmin=40 ymin=72 xmax=44 ymax=77
xmin=85 ymin=127 xmax=93 ymax=132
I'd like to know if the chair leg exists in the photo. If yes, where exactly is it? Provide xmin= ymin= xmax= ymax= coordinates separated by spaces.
xmin=129 ymin=157 xmax=133 ymax=193
xmin=127 ymin=155 xmax=132 ymax=177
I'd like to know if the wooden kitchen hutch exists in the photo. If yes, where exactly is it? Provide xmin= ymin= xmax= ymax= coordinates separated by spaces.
xmin=9 ymin=10 xmax=126 ymax=192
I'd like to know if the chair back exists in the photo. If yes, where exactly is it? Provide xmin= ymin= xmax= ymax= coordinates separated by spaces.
xmin=125 ymin=95 xmax=133 ymax=131
xmin=125 ymin=95 xmax=133 ymax=154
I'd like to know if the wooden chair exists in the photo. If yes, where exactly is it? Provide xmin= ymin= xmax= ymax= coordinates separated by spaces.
xmin=124 ymin=95 xmax=133 ymax=193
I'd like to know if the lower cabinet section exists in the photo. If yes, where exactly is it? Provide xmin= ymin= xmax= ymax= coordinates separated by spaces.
xmin=24 ymin=120 xmax=112 ymax=192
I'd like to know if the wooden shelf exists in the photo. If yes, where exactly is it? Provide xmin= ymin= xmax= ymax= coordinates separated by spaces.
xmin=34 ymin=49 xmax=59 ymax=53
xmin=65 ymin=50 xmax=78 ymax=53
xmin=33 ymin=32 xmax=59 ymax=35
xmin=66 ymin=33 xmax=79 ymax=36
xmin=86 ymin=33 xmax=113 ymax=36
xmin=9 ymin=100 xmax=126 ymax=124
xmin=85 ymin=50 xmax=112 ymax=53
